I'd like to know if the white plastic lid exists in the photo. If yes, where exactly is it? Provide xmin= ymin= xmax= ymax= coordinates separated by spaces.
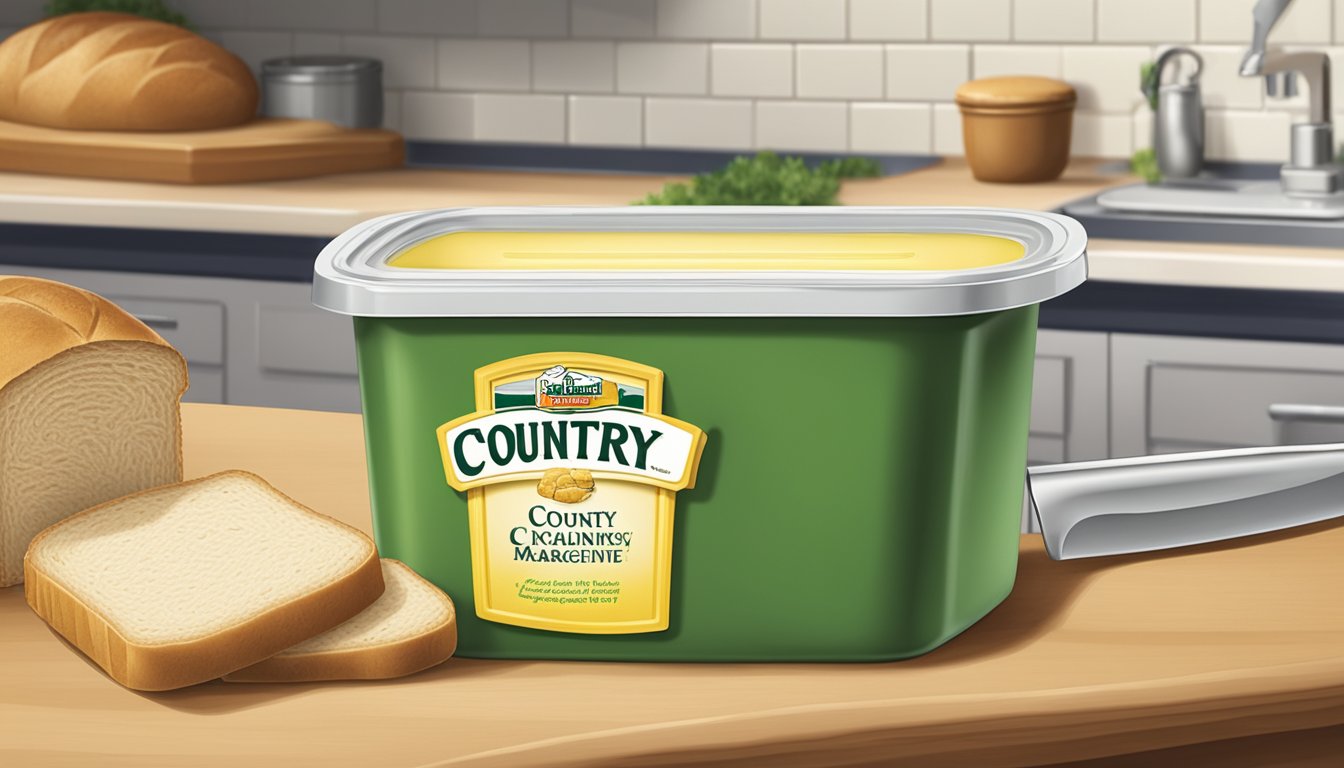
xmin=312 ymin=206 xmax=1087 ymax=317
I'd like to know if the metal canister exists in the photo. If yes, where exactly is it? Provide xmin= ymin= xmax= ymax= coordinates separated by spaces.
xmin=261 ymin=56 xmax=383 ymax=129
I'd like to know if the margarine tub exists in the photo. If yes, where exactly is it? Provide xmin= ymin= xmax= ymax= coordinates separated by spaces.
xmin=313 ymin=207 xmax=1087 ymax=661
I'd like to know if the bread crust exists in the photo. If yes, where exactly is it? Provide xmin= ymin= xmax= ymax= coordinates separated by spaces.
xmin=0 ymin=275 xmax=185 ymax=392
xmin=23 ymin=471 xmax=386 ymax=691
xmin=0 ymin=12 xmax=258 ymax=132
xmin=223 ymin=560 xmax=458 ymax=683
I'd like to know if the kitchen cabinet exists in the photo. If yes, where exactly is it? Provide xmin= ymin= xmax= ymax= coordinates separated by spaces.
xmin=1110 ymin=332 xmax=1344 ymax=457
xmin=1029 ymin=329 xmax=1109 ymax=465
xmin=0 ymin=265 xmax=362 ymax=412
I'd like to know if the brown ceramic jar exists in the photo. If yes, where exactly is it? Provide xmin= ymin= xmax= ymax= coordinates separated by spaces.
xmin=955 ymin=76 xmax=1076 ymax=183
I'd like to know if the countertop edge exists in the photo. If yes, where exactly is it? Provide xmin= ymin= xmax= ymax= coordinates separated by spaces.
xmin=433 ymin=658 xmax=1344 ymax=767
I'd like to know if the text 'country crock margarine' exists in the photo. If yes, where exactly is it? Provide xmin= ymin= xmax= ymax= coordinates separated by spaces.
xmin=437 ymin=353 xmax=706 ymax=634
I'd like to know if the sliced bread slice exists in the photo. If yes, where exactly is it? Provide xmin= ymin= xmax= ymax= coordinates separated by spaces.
xmin=224 ymin=559 xmax=457 ymax=683
xmin=23 ymin=471 xmax=384 ymax=691
xmin=0 ymin=275 xmax=188 ymax=587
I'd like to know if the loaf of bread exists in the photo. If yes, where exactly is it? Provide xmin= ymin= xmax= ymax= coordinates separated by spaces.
xmin=225 ymin=560 xmax=457 ymax=683
xmin=24 ymin=471 xmax=386 ymax=691
xmin=0 ymin=276 xmax=187 ymax=587
xmin=0 ymin=12 xmax=258 ymax=132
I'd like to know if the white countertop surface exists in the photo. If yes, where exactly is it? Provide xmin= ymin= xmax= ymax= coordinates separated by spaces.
xmin=1 ymin=159 xmax=1341 ymax=294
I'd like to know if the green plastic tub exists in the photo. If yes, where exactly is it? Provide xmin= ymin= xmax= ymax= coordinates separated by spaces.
xmin=313 ymin=206 xmax=1087 ymax=661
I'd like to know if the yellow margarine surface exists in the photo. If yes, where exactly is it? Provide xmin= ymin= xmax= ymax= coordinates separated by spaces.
xmin=390 ymin=232 xmax=1025 ymax=271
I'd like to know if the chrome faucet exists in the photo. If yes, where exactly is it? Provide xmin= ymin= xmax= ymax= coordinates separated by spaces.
xmin=1240 ymin=0 xmax=1339 ymax=196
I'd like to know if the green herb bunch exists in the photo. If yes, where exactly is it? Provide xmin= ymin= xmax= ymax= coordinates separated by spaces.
xmin=44 ymin=0 xmax=191 ymax=28
xmin=636 ymin=152 xmax=882 ymax=206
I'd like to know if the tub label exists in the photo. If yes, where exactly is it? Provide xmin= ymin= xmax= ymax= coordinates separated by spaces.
xmin=437 ymin=353 xmax=707 ymax=634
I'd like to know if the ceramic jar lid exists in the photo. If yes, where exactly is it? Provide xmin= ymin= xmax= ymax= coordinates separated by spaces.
xmin=955 ymin=76 xmax=1077 ymax=111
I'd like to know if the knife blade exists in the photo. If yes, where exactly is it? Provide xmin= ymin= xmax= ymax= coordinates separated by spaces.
xmin=1028 ymin=442 xmax=1344 ymax=560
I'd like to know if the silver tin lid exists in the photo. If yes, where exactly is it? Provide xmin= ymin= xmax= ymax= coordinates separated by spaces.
xmin=262 ymin=56 xmax=382 ymax=84
xmin=312 ymin=206 xmax=1087 ymax=318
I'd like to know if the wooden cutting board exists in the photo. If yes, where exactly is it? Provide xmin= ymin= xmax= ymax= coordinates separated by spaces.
xmin=0 ymin=117 xmax=404 ymax=184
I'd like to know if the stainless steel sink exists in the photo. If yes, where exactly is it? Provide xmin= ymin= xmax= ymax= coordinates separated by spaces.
xmin=1062 ymin=171 xmax=1344 ymax=248
xmin=1096 ymin=179 xmax=1344 ymax=220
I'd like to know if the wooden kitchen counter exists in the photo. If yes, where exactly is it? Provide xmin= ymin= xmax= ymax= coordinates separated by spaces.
xmin=0 ymin=158 xmax=1125 ymax=238
xmin=1 ymin=403 xmax=1342 ymax=766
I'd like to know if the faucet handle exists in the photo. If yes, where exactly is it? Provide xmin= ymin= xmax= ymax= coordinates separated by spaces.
xmin=1284 ymin=71 xmax=1299 ymax=97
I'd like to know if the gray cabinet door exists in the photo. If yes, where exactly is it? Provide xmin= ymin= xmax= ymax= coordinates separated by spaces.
xmin=1030 ymin=329 xmax=1110 ymax=464
xmin=0 ymin=265 xmax=363 ymax=412
xmin=1111 ymin=333 xmax=1344 ymax=457
xmin=1023 ymin=329 xmax=1110 ymax=533
xmin=230 ymin=282 xmax=361 ymax=413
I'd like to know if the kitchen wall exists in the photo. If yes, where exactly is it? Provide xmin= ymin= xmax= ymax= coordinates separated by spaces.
xmin=2 ymin=0 xmax=1343 ymax=161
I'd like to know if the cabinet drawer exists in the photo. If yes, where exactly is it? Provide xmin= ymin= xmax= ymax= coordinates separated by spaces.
xmin=1029 ymin=356 xmax=1066 ymax=435
xmin=1028 ymin=330 xmax=1109 ymax=463
xmin=1112 ymin=334 xmax=1344 ymax=456
xmin=105 ymin=296 xmax=225 ymax=366
xmin=256 ymin=305 xmax=357 ymax=376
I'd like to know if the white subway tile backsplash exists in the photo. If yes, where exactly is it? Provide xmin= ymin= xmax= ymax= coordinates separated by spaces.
xmin=645 ymin=98 xmax=753 ymax=149
xmin=1206 ymin=109 xmax=1292 ymax=161
xmin=475 ymin=93 xmax=567 ymax=142
xmin=756 ymin=102 xmax=849 ymax=151
xmin=1187 ymin=46 xmax=1263 ymax=109
xmin=1062 ymin=46 xmax=1151 ymax=112
xmin=378 ymin=0 xmax=476 ymax=36
xmin=617 ymin=43 xmax=709 ymax=95
xmin=1132 ymin=105 xmax=1152 ymax=150
xmin=163 ymin=1 xmax=246 ymax=29
xmin=850 ymin=103 xmax=932 ymax=153
xmin=569 ymin=95 xmax=643 ymax=145
xmin=796 ymin=45 xmax=884 ymax=99
xmin=438 ymin=40 xmax=531 ymax=92
xmin=533 ymin=42 xmax=615 ymax=93
xmin=0 ymin=0 xmax=40 ymax=26
xmin=886 ymin=44 xmax=969 ymax=101
xmin=242 ymin=0 xmax=378 ymax=33
xmin=1013 ymin=0 xmax=1094 ymax=43
xmin=218 ymin=31 xmax=293 ymax=74
xmin=759 ymin=0 xmax=847 ymax=41
xmin=53 ymin=0 xmax=1310 ymax=162
xmin=478 ymin=0 xmax=569 ymax=39
xmin=402 ymin=92 xmax=475 ymax=140
xmin=1098 ymin=0 xmax=1196 ymax=43
xmin=0 ymin=1 xmax=38 ymax=26
xmin=657 ymin=0 xmax=755 ymax=40
xmin=342 ymin=35 xmax=437 ymax=89
xmin=972 ymin=45 xmax=1061 ymax=78
xmin=572 ymin=0 xmax=656 ymax=39
xmin=1202 ymin=0 xmax=1331 ymax=44
xmin=848 ymin=0 xmax=927 ymax=42
xmin=1071 ymin=112 xmax=1133 ymax=157
xmin=382 ymin=91 xmax=402 ymax=131
xmin=930 ymin=0 xmax=1010 ymax=42
xmin=932 ymin=103 xmax=964 ymax=155
xmin=712 ymin=44 xmax=794 ymax=97
xmin=293 ymin=33 xmax=342 ymax=56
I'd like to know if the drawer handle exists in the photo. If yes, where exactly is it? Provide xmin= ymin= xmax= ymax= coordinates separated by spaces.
xmin=1268 ymin=403 xmax=1344 ymax=424
xmin=133 ymin=313 xmax=179 ymax=331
